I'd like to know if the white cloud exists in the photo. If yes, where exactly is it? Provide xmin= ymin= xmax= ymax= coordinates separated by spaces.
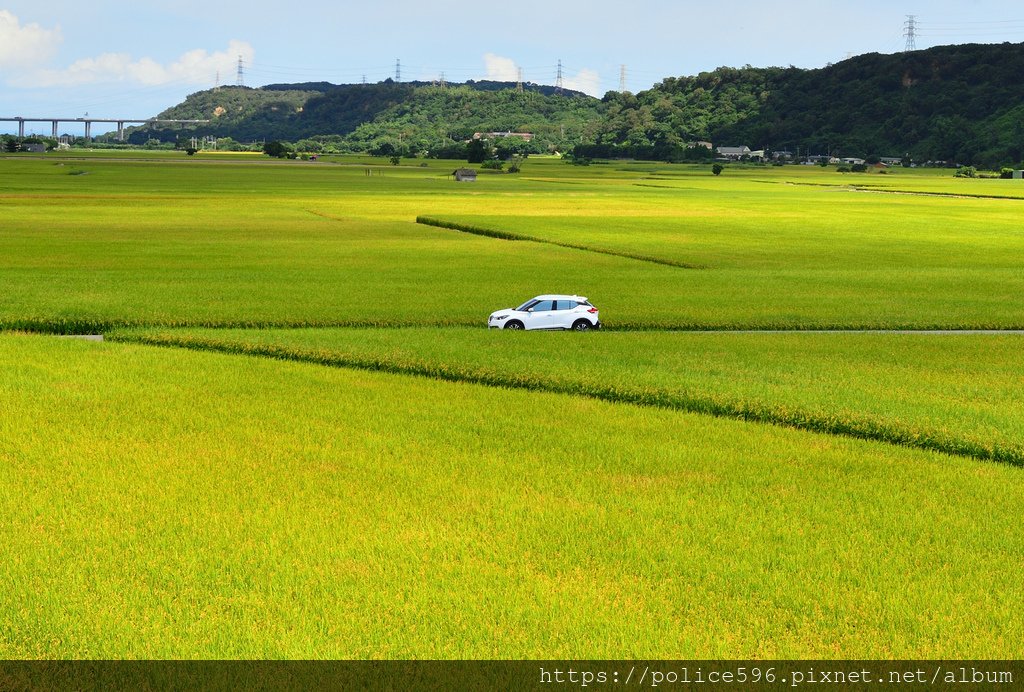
xmin=563 ymin=68 xmax=601 ymax=97
xmin=482 ymin=53 xmax=601 ymax=95
xmin=0 ymin=10 xmax=62 ymax=69
xmin=16 ymin=39 xmax=254 ymax=88
xmin=483 ymin=53 xmax=518 ymax=82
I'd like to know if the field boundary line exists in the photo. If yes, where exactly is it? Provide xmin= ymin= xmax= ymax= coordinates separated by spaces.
xmin=630 ymin=182 xmax=706 ymax=192
xmin=667 ymin=328 xmax=1024 ymax=334
xmin=108 ymin=330 xmax=1024 ymax=468
xmin=415 ymin=216 xmax=705 ymax=269
xmin=8 ymin=320 xmax=1024 ymax=335
xmin=754 ymin=179 xmax=1024 ymax=201
xmin=6 ymin=319 xmax=1024 ymax=334
xmin=306 ymin=209 xmax=349 ymax=222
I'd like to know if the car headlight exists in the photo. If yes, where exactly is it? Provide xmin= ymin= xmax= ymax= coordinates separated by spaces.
xmin=492 ymin=315 xmax=509 ymax=321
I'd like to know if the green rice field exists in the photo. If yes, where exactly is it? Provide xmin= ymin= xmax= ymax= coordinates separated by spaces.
xmin=111 ymin=327 xmax=1024 ymax=465
xmin=2 ymin=156 xmax=1023 ymax=330
xmin=1 ymin=152 xmax=1022 ymax=658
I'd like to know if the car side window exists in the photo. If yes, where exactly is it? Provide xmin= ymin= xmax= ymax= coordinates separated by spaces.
xmin=531 ymin=300 xmax=554 ymax=312
xmin=556 ymin=301 xmax=573 ymax=310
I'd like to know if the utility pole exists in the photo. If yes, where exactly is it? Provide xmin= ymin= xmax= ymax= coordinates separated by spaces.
xmin=556 ymin=59 xmax=564 ymax=94
xmin=619 ymin=64 xmax=627 ymax=93
xmin=904 ymin=15 xmax=917 ymax=52
xmin=395 ymin=59 xmax=401 ymax=82
xmin=235 ymin=56 xmax=244 ymax=86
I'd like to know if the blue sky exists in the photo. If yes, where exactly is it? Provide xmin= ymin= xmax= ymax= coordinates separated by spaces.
xmin=3 ymin=0 xmax=1024 ymax=135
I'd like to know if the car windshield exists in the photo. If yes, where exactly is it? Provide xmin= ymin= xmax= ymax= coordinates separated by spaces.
xmin=515 ymin=299 xmax=539 ymax=312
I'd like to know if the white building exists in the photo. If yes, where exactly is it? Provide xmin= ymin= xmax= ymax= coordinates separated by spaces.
xmin=716 ymin=146 xmax=751 ymax=159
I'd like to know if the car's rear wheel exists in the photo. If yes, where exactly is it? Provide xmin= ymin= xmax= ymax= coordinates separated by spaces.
xmin=571 ymin=319 xmax=592 ymax=331
xmin=505 ymin=320 xmax=525 ymax=330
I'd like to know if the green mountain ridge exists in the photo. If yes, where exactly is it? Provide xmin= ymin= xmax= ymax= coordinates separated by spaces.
xmin=128 ymin=42 xmax=1024 ymax=166
xmin=129 ymin=80 xmax=599 ymax=154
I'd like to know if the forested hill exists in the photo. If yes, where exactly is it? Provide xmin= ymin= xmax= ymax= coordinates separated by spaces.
xmin=592 ymin=42 xmax=1024 ymax=166
xmin=131 ymin=42 xmax=1024 ymax=166
xmin=129 ymin=80 xmax=600 ymax=153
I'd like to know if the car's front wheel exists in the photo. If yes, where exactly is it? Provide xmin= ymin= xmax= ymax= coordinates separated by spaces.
xmin=505 ymin=320 xmax=525 ymax=330
xmin=571 ymin=319 xmax=592 ymax=331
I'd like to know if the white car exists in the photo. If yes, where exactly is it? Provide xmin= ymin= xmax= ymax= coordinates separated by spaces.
xmin=488 ymin=295 xmax=601 ymax=331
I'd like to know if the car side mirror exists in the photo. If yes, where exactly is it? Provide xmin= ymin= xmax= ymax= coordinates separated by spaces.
xmin=526 ymin=308 xmax=534 ymax=312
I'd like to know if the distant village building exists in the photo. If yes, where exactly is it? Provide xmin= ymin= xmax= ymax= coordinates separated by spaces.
xmin=715 ymin=146 xmax=766 ymax=161
xmin=452 ymin=168 xmax=478 ymax=182
xmin=840 ymin=157 xmax=866 ymax=165
xmin=880 ymin=156 xmax=904 ymax=166
xmin=691 ymin=141 xmax=713 ymax=150
xmin=716 ymin=146 xmax=751 ymax=159
xmin=20 ymin=143 xmax=46 ymax=153
xmin=473 ymin=131 xmax=534 ymax=142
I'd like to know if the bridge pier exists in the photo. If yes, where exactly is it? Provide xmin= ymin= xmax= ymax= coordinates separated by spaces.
xmin=51 ymin=120 xmax=58 ymax=138
xmin=18 ymin=119 xmax=24 ymax=139
xmin=84 ymin=121 xmax=91 ymax=141
xmin=117 ymin=121 xmax=125 ymax=141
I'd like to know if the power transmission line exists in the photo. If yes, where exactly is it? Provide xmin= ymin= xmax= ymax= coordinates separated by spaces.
xmin=395 ymin=59 xmax=401 ymax=82
xmin=236 ymin=55 xmax=245 ymax=86
xmin=912 ymin=20 xmax=1024 ymax=37
xmin=922 ymin=17 xmax=1024 ymax=26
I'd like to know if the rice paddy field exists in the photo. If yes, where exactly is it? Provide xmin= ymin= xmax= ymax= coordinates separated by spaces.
xmin=1 ymin=151 xmax=1022 ymax=659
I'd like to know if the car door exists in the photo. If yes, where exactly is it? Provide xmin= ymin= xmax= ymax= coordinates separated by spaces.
xmin=525 ymin=299 xmax=556 ymax=329
xmin=552 ymin=300 xmax=575 ymax=329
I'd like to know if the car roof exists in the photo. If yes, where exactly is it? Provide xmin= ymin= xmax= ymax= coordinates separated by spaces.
xmin=530 ymin=294 xmax=588 ymax=301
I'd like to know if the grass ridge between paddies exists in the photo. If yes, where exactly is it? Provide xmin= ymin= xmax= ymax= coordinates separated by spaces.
xmin=2 ymin=334 xmax=1023 ymax=658
xmin=108 ymin=327 xmax=1024 ymax=467
xmin=415 ymin=215 xmax=704 ymax=269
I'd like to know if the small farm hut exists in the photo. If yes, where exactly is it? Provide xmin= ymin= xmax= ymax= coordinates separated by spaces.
xmin=452 ymin=168 xmax=478 ymax=182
